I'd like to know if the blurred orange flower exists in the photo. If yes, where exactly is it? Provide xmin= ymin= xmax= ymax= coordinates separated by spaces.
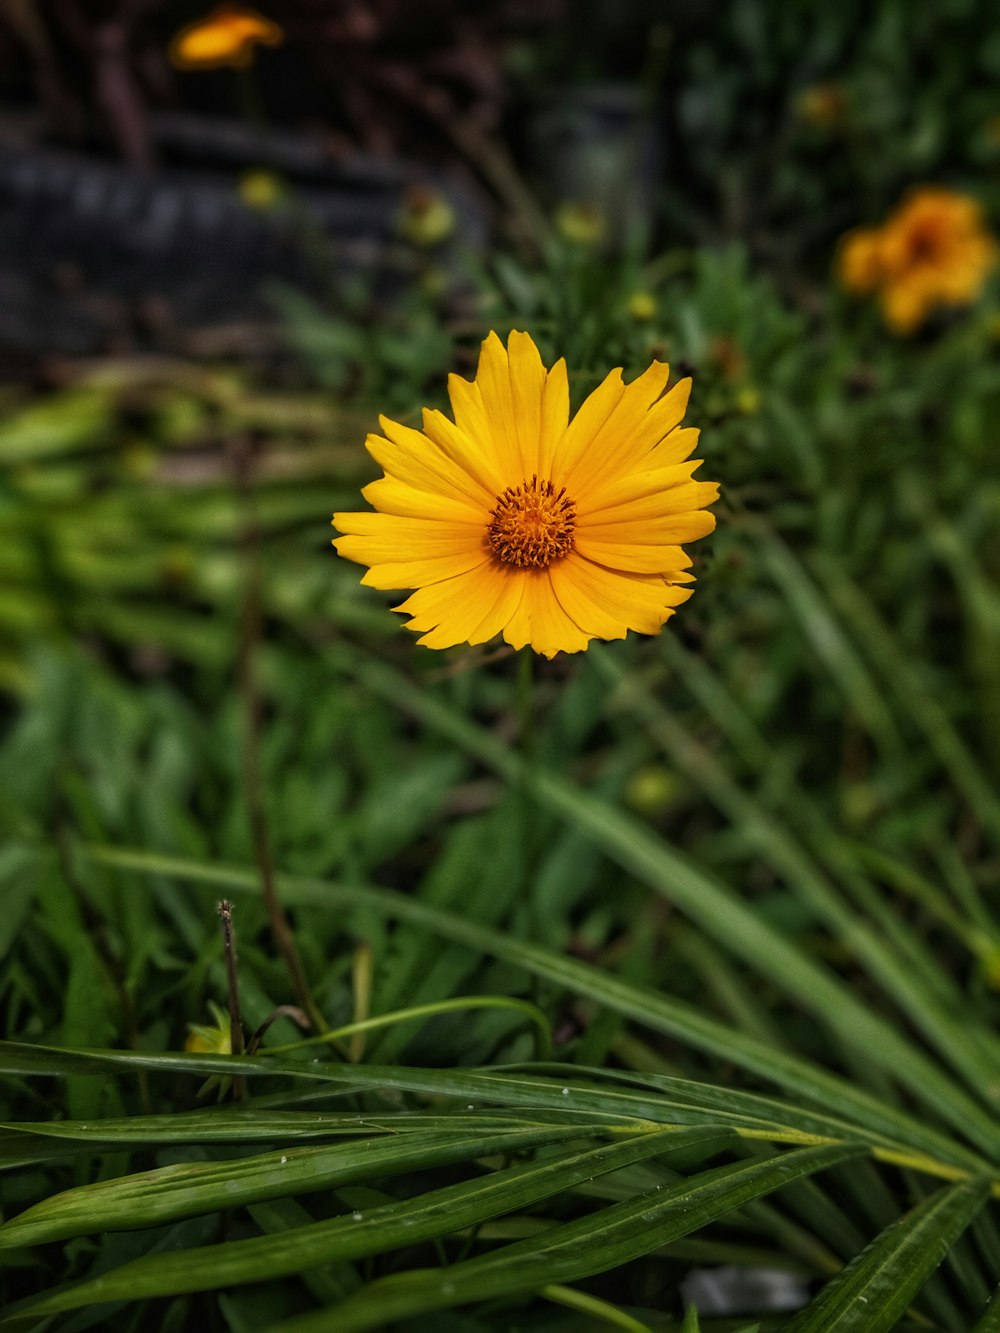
xmin=170 ymin=6 xmax=283 ymax=70
xmin=839 ymin=188 xmax=997 ymax=334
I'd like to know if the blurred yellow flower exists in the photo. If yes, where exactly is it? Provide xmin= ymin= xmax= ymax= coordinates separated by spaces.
xmin=333 ymin=331 xmax=718 ymax=658
xmin=839 ymin=188 xmax=997 ymax=334
xmin=554 ymin=201 xmax=606 ymax=248
xmin=170 ymin=6 xmax=283 ymax=70
xmin=627 ymin=291 xmax=658 ymax=322
xmin=238 ymin=169 xmax=283 ymax=211
xmin=397 ymin=184 xmax=456 ymax=248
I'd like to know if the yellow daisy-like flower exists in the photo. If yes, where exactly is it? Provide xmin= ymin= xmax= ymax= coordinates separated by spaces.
xmin=169 ymin=6 xmax=283 ymax=70
xmin=838 ymin=187 xmax=997 ymax=334
xmin=332 ymin=331 xmax=718 ymax=658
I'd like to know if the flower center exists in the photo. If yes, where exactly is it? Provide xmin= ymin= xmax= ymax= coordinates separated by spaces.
xmin=487 ymin=475 xmax=576 ymax=568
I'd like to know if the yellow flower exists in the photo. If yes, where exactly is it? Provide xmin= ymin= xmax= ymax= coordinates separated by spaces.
xmin=332 ymin=331 xmax=718 ymax=658
xmin=238 ymin=169 xmax=283 ymax=211
xmin=838 ymin=227 xmax=884 ymax=296
xmin=397 ymin=184 xmax=456 ymax=248
xmin=554 ymin=202 xmax=606 ymax=248
xmin=170 ymin=6 xmax=283 ymax=70
xmin=627 ymin=291 xmax=658 ymax=322
xmin=838 ymin=188 xmax=997 ymax=334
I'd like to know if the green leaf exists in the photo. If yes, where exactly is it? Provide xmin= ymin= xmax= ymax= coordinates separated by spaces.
xmin=2 ymin=1127 xmax=728 ymax=1318
xmin=0 ymin=1124 xmax=605 ymax=1247
xmin=0 ymin=1039 xmax=989 ymax=1189
xmin=784 ymin=1179 xmax=991 ymax=1331
xmin=268 ymin=1144 xmax=862 ymax=1332
xmin=972 ymin=1284 xmax=1000 ymax=1332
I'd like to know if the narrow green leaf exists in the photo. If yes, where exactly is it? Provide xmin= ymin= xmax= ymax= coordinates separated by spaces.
xmin=0 ymin=1039 xmax=989 ymax=1188
xmin=0 ymin=1124 xmax=598 ymax=1248
xmin=972 ymin=1283 xmax=1000 ymax=1332
xmin=785 ymin=1179 xmax=991 ymax=1332
xmin=2 ymin=1127 xmax=728 ymax=1319
xmin=542 ymin=1283 xmax=653 ymax=1332
xmin=269 ymin=1144 xmax=862 ymax=1332
xmin=0 ymin=1108 xmax=571 ymax=1150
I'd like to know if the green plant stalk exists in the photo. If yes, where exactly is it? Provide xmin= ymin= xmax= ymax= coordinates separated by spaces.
xmin=265 ymin=994 xmax=553 ymax=1061
xmin=541 ymin=1283 xmax=654 ymax=1332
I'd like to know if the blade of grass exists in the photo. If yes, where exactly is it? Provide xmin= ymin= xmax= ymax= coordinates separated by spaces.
xmin=784 ymin=1179 xmax=991 ymax=1332
xmin=0 ymin=1127 xmax=726 ymax=1318
xmin=269 ymin=1144 xmax=863 ymax=1333
xmin=0 ymin=1124 xmax=616 ymax=1248
xmin=0 ymin=1037 xmax=990 ymax=1190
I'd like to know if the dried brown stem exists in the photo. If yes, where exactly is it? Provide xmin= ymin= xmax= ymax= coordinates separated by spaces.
xmin=217 ymin=899 xmax=245 ymax=1101
xmin=232 ymin=437 xmax=327 ymax=1035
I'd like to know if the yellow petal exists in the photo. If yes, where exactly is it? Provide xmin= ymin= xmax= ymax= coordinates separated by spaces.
xmin=506 ymin=330 xmax=546 ymax=476
xmin=501 ymin=570 xmax=591 ymax=657
xmin=570 ymin=538 xmax=694 ymax=575
xmin=647 ymin=426 xmax=702 ymax=468
xmin=547 ymin=559 xmax=629 ymax=642
xmin=361 ymin=476 xmax=486 ymax=524
xmin=368 ymin=419 xmax=492 ymax=508
xmin=333 ymin=512 xmax=487 ymax=589
xmin=395 ymin=562 xmax=524 ymax=648
xmin=332 ymin=510 xmax=482 ymax=550
xmin=357 ymin=551 xmax=490 ymax=590
xmin=576 ymin=459 xmax=704 ymax=516
xmin=578 ymin=480 xmax=721 ymax=528
xmin=548 ymin=367 xmax=626 ymax=493
xmin=539 ymin=356 xmax=570 ymax=478
xmin=553 ymin=361 xmax=671 ymax=497
xmin=449 ymin=341 xmax=523 ymax=483
xmin=555 ymin=556 xmax=693 ymax=637
xmin=577 ymin=507 xmax=717 ymax=547
xmin=421 ymin=407 xmax=505 ymax=497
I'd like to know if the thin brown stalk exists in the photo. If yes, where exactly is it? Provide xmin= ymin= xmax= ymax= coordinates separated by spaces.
xmin=217 ymin=899 xmax=245 ymax=1101
xmin=231 ymin=437 xmax=327 ymax=1034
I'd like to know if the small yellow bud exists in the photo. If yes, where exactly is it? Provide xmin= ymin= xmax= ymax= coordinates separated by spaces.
xmin=553 ymin=201 xmax=606 ymax=248
xmin=184 ymin=1001 xmax=233 ymax=1054
xmin=397 ymin=185 xmax=456 ymax=248
xmin=238 ymin=169 xmax=283 ymax=212
xmin=625 ymin=764 xmax=679 ymax=817
xmin=628 ymin=291 xmax=658 ymax=322
xmin=735 ymin=385 xmax=761 ymax=415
